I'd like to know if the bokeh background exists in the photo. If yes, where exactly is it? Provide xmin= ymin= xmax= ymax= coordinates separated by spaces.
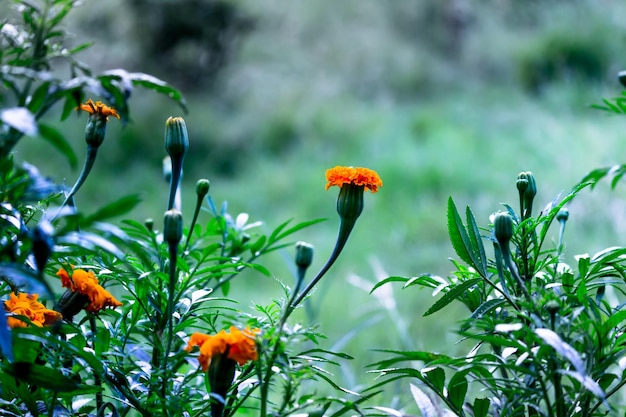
xmin=11 ymin=0 xmax=626 ymax=407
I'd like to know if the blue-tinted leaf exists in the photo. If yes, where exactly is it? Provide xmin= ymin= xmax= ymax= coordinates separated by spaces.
xmin=1 ymin=107 xmax=37 ymax=135
xmin=0 ymin=264 xmax=53 ymax=297
xmin=535 ymin=328 xmax=584 ymax=373
xmin=0 ymin=308 xmax=13 ymax=362
xmin=410 ymin=383 xmax=439 ymax=417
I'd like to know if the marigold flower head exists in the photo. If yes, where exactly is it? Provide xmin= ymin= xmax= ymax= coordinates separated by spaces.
xmin=325 ymin=166 xmax=382 ymax=193
xmin=57 ymin=268 xmax=122 ymax=314
xmin=185 ymin=326 xmax=258 ymax=371
xmin=76 ymin=99 xmax=120 ymax=121
xmin=4 ymin=292 xmax=62 ymax=329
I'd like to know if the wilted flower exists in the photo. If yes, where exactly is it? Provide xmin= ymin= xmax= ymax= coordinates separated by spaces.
xmin=4 ymin=292 xmax=62 ymax=328
xmin=76 ymin=99 xmax=120 ymax=147
xmin=76 ymin=99 xmax=120 ymax=121
xmin=185 ymin=326 xmax=258 ymax=371
xmin=57 ymin=268 xmax=122 ymax=314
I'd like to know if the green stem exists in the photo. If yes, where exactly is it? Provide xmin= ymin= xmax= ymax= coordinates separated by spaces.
xmin=167 ymin=159 xmax=183 ymax=210
xmin=56 ymin=145 xmax=99 ymax=216
xmin=89 ymin=315 xmax=104 ymax=412
xmin=162 ymin=241 xmax=179 ymax=399
xmin=183 ymin=195 xmax=203 ymax=253
xmin=289 ymin=218 xmax=354 ymax=311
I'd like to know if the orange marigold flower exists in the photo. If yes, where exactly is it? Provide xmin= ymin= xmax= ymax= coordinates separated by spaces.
xmin=185 ymin=326 xmax=258 ymax=371
xmin=57 ymin=268 xmax=122 ymax=314
xmin=76 ymin=99 xmax=120 ymax=121
xmin=4 ymin=292 xmax=62 ymax=329
xmin=325 ymin=166 xmax=382 ymax=193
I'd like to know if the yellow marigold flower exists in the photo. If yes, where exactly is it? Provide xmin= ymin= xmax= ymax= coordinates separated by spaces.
xmin=4 ymin=292 xmax=62 ymax=329
xmin=76 ymin=99 xmax=120 ymax=121
xmin=325 ymin=166 xmax=382 ymax=193
xmin=185 ymin=326 xmax=258 ymax=371
xmin=57 ymin=268 xmax=122 ymax=314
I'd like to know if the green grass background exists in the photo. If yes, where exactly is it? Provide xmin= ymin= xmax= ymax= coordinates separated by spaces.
xmin=10 ymin=0 xmax=626 ymax=409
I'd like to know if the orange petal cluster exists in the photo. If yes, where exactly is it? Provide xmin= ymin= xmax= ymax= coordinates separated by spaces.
xmin=76 ymin=99 xmax=120 ymax=121
xmin=325 ymin=166 xmax=382 ymax=193
xmin=185 ymin=326 xmax=258 ymax=371
xmin=4 ymin=292 xmax=62 ymax=329
xmin=57 ymin=268 xmax=122 ymax=314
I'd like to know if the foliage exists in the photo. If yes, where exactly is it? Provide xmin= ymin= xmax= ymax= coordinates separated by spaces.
xmin=0 ymin=1 xmax=378 ymax=416
xmin=371 ymin=172 xmax=626 ymax=416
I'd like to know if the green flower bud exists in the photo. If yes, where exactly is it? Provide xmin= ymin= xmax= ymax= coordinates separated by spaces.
xmin=336 ymin=184 xmax=364 ymax=224
xmin=144 ymin=218 xmax=154 ymax=232
xmin=556 ymin=208 xmax=569 ymax=223
xmin=494 ymin=212 xmax=514 ymax=247
xmin=163 ymin=209 xmax=183 ymax=245
xmin=516 ymin=176 xmax=528 ymax=194
xmin=523 ymin=171 xmax=537 ymax=215
xmin=196 ymin=179 xmax=210 ymax=198
xmin=544 ymin=300 xmax=560 ymax=315
xmin=165 ymin=116 xmax=189 ymax=159
xmin=84 ymin=116 xmax=107 ymax=147
xmin=295 ymin=241 xmax=314 ymax=269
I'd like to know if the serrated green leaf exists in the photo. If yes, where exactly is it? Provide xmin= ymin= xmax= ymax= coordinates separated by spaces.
xmin=423 ymin=367 xmax=445 ymax=394
xmin=37 ymin=123 xmax=77 ymax=169
xmin=473 ymin=398 xmax=491 ymax=417
xmin=447 ymin=371 xmax=468 ymax=411
xmin=447 ymin=197 xmax=475 ymax=267
xmin=423 ymin=278 xmax=481 ymax=317
xmin=466 ymin=206 xmax=487 ymax=276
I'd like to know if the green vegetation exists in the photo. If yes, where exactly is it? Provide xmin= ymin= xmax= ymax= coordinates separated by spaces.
xmin=4 ymin=0 xmax=626 ymax=415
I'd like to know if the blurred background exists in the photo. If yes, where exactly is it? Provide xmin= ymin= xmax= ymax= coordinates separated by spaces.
xmin=11 ymin=0 xmax=626 ymax=407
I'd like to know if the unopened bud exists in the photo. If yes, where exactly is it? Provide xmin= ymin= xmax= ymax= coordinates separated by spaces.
xmin=144 ymin=218 xmax=154 ymax=232
xmin=544 ymin=300 xmax=560 ymax=315
xmin=196 ymin=179 xmax=210 ymax=198
xmin=165 ymin=117 xmax=189 ymax=159
xmin=516 ymin=177 xmax=529 ymax=194
xmin=295 ymin=241 xmax=314 ymax=269
xmin=556 ymin=208 xmax=569 ymax=223
xmin=163 ymin=209 xmax=183 ymax=245
xmin=523 ymin=172 xmax=537 ymax=215
xmin=494 ymin=212 xmax=514 ymax=247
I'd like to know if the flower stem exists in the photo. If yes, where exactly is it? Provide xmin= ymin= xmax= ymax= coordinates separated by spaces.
xmin=56 ymin=145 xmax=99 ymax=216
xmin=288 ymin=218 xmax=355 ymax=312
